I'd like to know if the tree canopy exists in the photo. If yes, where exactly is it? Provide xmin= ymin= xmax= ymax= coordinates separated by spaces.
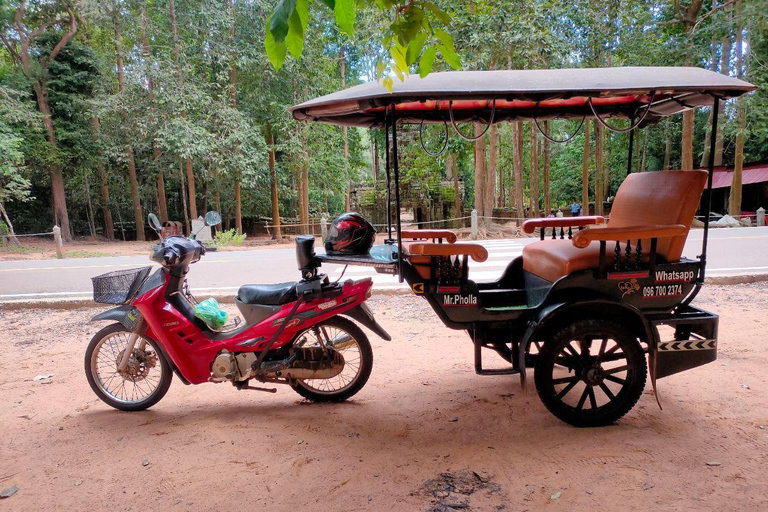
xmin=0 ymin=0 xmax=765 ymax=241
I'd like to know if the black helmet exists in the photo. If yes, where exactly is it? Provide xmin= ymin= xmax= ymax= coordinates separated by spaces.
xmin=325 ymin=213 xmax=376 ymax=255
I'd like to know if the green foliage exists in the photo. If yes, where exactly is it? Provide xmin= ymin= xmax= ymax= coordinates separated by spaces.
xmin=266 ymin=0 xmax=459 ymax=88
xmin=213 ymin=228 xmax=247 ymax=248
xmin=0 ymin=85 xmax=35 ymax=205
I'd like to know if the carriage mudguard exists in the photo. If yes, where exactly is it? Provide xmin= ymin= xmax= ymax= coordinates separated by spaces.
xmin=91 ymin=305 xmax=142 ymax=331
xmin=517 ymin=299 xmax=657 ymax=391
xmin=646 ymin=306 xmax=718 ymax=380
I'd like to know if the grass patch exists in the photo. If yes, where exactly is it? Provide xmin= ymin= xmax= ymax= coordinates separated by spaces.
xmin=60 ymin=250 xmax=112 ymax=259
xmin=1 ymin=244 xmax=44 ymax=254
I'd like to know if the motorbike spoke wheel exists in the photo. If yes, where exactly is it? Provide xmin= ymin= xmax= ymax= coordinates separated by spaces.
xmin=290 ymin=316 xmax=373 ymax=402
xmin=534 ymin=319 xmax=646 ymax=427
xmin=85 ymin=323 xmax=172 ymax=411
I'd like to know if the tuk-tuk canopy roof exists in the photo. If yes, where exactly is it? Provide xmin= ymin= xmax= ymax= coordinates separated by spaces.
xmin=290 ymin=67 xmax=755 ymax=128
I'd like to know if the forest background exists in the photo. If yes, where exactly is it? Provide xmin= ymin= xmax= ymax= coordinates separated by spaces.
xmin=1 ymin=0 xmax=766 ymax=242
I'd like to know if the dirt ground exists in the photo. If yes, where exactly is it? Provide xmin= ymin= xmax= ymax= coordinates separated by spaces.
xmin=1 ymin=284 xmax=767 ymax=511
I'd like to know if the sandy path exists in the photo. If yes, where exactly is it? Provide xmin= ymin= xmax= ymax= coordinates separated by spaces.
xmin=1 ymin=284 xmax=767 ymax=511
xmin=0 ymin=238 xmax=292 ymax=261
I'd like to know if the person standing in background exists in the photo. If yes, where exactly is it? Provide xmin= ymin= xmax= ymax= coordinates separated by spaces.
xmin=571 ymin=201 xmax=581 ymax=217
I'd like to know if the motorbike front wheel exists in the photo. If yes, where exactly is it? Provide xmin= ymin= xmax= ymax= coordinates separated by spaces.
xmin=289 ymin=316 xmax=373 ymax=402
xmin=85 ymin=323 xmax=172 ymax=411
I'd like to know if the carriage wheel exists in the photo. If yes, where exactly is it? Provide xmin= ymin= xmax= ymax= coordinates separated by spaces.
xmin=534 ymin=319 xmax=646 ymax=427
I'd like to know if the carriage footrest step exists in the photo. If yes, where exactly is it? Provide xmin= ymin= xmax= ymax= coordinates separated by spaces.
xmin=474 ymin=341 xmax=520 ymax=376
xmin=476 ymin=367 xmax=520 ymax=376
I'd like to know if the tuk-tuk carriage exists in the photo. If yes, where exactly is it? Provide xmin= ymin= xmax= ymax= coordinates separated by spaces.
xmin=290 ymin=67 xmax=755 ymax=427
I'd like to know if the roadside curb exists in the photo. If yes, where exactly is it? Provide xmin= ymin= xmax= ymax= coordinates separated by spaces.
xmin=705 ymin=273 xmax=768 ymax=285
xmin=2 ymin=274 xmax=766 ymax=309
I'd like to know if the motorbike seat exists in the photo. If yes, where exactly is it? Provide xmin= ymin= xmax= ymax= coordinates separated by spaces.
xmin=237 ymin=282 xmax=297 ymax=305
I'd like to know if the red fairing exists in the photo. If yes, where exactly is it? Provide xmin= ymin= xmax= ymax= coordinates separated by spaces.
xmin=133 ymin=273 xmax=373 ymax=384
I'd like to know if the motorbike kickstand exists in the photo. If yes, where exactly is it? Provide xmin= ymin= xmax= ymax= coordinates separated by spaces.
xmin=239 ymin=385 xmax=278 ymax=393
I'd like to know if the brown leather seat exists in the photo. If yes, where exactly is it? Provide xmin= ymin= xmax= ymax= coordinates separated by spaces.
xmin=522 ymin=170 xmax=708 ymax=282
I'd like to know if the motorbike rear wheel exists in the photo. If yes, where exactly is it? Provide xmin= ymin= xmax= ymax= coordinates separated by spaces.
xmin=85 ymin=323 xmax=172 ymax=411
xmin=289 ymin=316 xmax=373 ymax=402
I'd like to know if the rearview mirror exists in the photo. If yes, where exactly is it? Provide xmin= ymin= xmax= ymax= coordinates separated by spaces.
xmin=148 ymin=213 xmax=162 ymax=233
xmin=205 ymin=211 xmax=222 ymax=227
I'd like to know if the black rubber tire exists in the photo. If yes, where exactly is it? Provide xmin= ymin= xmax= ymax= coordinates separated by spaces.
xmin=290 ymin=316 xmax=373 ymax=402
xmin=85 ymin=323 xmax=172 ymax=411
xmin=534 ymin=319 xmax=647 ymax=428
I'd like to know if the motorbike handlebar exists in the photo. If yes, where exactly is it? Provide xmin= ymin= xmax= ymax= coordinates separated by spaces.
xmin=151 ymin=236 xmax=205 ymax=270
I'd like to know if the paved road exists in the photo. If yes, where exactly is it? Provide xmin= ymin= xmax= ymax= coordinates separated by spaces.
xmin=1 ymin=226 xmax=766 ymax=303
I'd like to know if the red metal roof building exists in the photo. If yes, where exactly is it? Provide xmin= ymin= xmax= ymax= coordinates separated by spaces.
xmin=700 ymin=161 xmax=768 ymax=215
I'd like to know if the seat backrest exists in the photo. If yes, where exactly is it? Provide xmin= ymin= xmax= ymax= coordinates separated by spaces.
xmin=607 ymin=170 xmax=708 ymax=262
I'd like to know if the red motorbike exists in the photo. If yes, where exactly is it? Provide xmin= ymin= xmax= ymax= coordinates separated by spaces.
xmin=85 ymin=212 xmax=389 ymax=411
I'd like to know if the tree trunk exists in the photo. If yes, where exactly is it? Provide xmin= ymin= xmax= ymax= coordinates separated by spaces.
xmin=700 ymin=35 xmax=719 ymax=168
xmin=512 ymin=121 xmax=525 ymax=220
xmin=297 ymin=125 xmax=310 ymax=228
xmin=83 ymin=169 xmax=97 ymax=239
xmin=594 ymin=122 xmax=604 ymax=215
xmin=33 ymin=83 xmax=72 ymax=241
xmin=169 ymin=0 xmax=197 ymax=221
xmin=451 ymin=154 xmax=462 ymax=220
xmin=340 ymin=46 xmax=350 ymax=212
xmin=729 ymin=0 xmax=746 ymax=216
xmin=498 ymin=134 xmax=505 ymax=209
xmin=371 ymin=139 xmax=379 ymax=181
xmin=142 ymin=5 xmax=168 ymax=223
xmin=125 ymin=147 xmax=144 ymax=240
xmin=530 ymin=123 xmax=540 ymax=217
xmin=91 ymin=117 xmax=114 ymax=240
xmin=267 ymin=124 xmax=281 ymax=239
xmin=641 ymin=129 xmax=649 ymax=172
xmin=678 ymin=1 xmax=705 ymax=172
xmin=114 ymin=7 xmax=145 ymax=241
xmin=301 ymin=155 xmax=310 ymax=228
xmin=543 ymin=121 xmax=551 ymax=214
xmin=663 ymin=118 xmax=672 ymax=170
xmin=185 ymin=161 xmax=197 ymax=220
xmin=603 ymin=131 xmax=611 ymax=199
xmin=15 ymin=4 xmax=78 ymax=242
xmin=0 ymin=202 xmax=20 ymax=246
xmin=202 ymin=181 xmax=209 ymax=214
xmin=714 ymin=35 xmax=732 ymax=166
xmin=681 ymin=110 xmax=694 ymax=171
xmin=473 ymin=123 xmax=486 ymax=226
xmin=487 ymin=123 xmax=498 ymax=214
xmin=179 ymin=161 xmax=190 ymax=234
xmin=156 ymin=171 xmax=168 ymax=223
xmin=228 ymin=0 xmax=242 ymax=233
xmin=582 ymin=119 xmax=590 ymax=215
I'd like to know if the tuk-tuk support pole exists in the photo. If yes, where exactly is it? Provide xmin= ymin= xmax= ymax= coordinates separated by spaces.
xmin=699 ymin=95 xmax=720 ymax=282
xmin=391 ymin=107 xmax=404 ymax=282
xmin=384 ymin=108 xmax=393 ymax=243
xmin=626 ymin=128 xmax=635 ymax=176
